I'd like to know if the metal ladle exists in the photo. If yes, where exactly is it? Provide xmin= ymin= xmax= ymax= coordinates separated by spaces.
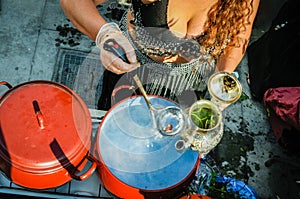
xmin=103 ymin=38 xmax=186 ymax=136
xmin=133 ymin=74 xmax=186 ymax=136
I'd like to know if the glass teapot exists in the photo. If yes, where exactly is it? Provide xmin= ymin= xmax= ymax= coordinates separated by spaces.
xmin=183 ymin=99 xmax=223 ymax=156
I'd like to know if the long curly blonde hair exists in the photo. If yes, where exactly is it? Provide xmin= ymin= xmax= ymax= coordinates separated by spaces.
xmin=200 ymin=0 xmax=254 ymax=58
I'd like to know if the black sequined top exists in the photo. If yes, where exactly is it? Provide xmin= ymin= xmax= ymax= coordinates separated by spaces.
xmin=131 ymin=0 xmax=169 ymax=28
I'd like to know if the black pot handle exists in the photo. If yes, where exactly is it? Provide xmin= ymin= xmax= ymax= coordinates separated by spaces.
xmin=71 ymin=154 xmax=97 ymax=181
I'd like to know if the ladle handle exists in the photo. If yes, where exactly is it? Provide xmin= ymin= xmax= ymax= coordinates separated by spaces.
xmin=133 ymin=74 xmax=152 ymax=109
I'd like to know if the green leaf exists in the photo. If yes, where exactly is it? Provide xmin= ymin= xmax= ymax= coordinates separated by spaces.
xmin=191 ymin=107 xmax=217 ymax=129
xmin=239 ymin=92 xmax=249 ymax=101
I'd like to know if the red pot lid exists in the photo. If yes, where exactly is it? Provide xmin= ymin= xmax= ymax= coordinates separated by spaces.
xmin=0 ymin=81 xmax=91 ymax=172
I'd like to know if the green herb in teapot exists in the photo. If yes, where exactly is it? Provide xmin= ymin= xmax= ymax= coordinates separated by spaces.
xmin=190 ymin=107 xmax=218 ymax=130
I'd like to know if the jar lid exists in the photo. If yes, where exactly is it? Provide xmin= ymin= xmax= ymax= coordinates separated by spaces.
xmin=208 ymin=72 xmax=242 ymax=103
xmin=0 ymin=81 xmax=91 ymax=172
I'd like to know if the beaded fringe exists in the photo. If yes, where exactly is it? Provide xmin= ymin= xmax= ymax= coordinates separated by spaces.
xmin=119 ymin=10 xmax=216 ymax=101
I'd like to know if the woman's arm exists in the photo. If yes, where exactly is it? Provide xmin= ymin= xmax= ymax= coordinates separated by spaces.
xmin=60 ymin=0 xmax=107 ymax=40
xmin=60 ymin=0 xmax=139 ymax=74
xmin=216 ymin=0 xmax=260 ymax=73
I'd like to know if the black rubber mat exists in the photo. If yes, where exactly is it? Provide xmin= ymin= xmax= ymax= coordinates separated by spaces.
xmin=52 ymin=48 xmax=105 ymax=109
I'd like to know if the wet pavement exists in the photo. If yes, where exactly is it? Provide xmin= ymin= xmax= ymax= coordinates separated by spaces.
xmin=1 ymin=0 xmax=300 ymax=199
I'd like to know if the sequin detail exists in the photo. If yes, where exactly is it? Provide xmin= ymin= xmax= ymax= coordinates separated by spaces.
xmin=119 ymin=10 xmax=216 ymax=99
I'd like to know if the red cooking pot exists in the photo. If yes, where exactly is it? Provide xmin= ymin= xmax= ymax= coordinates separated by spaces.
xmin=0 ymin=80 xmax=97 ymax=189
xmin=94 ymin=95 xmax=200 ymax=199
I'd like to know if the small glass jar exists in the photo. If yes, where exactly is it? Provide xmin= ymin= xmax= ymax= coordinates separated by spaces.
xmin=156 ymin=106 xmax=187 ymax=137
xmin=207 ymin=72 xmax=242 ymax=111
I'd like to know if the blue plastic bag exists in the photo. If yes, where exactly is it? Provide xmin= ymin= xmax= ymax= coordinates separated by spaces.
xmin=190 ymin=157 xmax=258 ymax=199
xmin=215 ymin=175 xmax=258 ymax=199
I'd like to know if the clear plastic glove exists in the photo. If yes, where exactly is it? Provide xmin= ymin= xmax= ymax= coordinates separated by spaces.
xmin=96 ymin=22 xmax=139 ymax=74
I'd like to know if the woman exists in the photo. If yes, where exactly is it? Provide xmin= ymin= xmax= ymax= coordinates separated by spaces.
xmin=60 ymin=0 xmax=260 ymax=109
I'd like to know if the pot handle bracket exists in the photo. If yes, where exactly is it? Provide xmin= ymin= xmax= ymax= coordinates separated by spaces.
xmin=72 ymin=155 xmax=97 ymax=181
xmin=0 ymin=81 xmax=13 ymax=97
xmin=111 ymin=84 xmax=137 ymax=105
xmin=0 ymin=81 xmax=13 ymax=89
xmin=0 ymin=81 xmax=13 ymax=94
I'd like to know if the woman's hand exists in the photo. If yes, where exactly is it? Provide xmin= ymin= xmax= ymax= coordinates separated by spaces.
xmin=96 ymin=23 xmax=140 ymax=74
